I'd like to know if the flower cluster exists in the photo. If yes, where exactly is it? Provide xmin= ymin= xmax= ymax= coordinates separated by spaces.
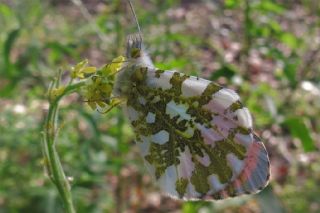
xmin=71 ymin=56 xmax=126 ymax=110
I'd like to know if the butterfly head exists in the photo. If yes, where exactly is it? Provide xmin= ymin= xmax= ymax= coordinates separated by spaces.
xmin=126 ymin=34 xmax=143 ymax=59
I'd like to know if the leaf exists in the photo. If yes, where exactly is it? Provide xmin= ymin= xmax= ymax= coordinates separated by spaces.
xmin=3 ymin=28 xmax=20 ymax=77
xmin=155 ymin=58 xmax=189 ymax=70
xmin=225 ymin=0 xmax=239 ymax=9
xmin=210 ymin=64 xmax=238 ymax=80
xmin=283 ymin=117 xmax=316 ymax=152
xmin=45 ymin=41 xmax=75 ymax=63
xmin=283 ymin=55 xmax=299 ymax=87
xmin=263 ymin=2 xmax=285 ymax=14
xmin=280 ymin=32 xmax=300 ymax=49
xmin=182 ymin=202 xmax=198 ymax=213
xmin=182 ymin=201 xmax=209 ymax=213
xmin=0 ymin=3 xmax=14 ymax=22
xmin=254 ymin=1 xmax=285 ymax=14
xmin=268 ymin=20 xmax=282 ymax=34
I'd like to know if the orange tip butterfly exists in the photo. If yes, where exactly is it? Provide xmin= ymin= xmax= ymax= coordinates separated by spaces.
xmin=113 ymin=0 xmax=270 ymax=200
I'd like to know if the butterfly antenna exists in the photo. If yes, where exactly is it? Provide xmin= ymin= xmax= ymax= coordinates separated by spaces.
xmin=126 ymin=0 xmax=143 ymax=41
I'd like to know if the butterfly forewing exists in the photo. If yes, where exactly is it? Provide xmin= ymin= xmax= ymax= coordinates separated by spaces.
xmin=119 ymin=65 xmax=269 ymax=200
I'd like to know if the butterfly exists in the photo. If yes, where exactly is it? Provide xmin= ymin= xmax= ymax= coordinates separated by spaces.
xmin=111 ymin=33 xmax=270 ymax=200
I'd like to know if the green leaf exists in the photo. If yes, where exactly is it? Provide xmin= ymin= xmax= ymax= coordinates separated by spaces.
xmin=182 ymin=201 xmax=209 ymax=213
xmin=283 ymin=55 xmax=299 ymax=87
xmin=283 ymin=117 xmax=316 ymax=152
xmin=3 ymin=28 xmax=20 ymax=77
xmin=45 ymin=41 xmax=75 ymax=63
xmin=268 ymin=20 xmax=282 ymax=34
xmin=254 ymin=1 xmax=285 ymax=14
xmin=280 ymin=32 xmax=300 ymax=49
xmin=155 ymin=58 xmax=189 ymax=70
xmin=261 ymin=1 xmax=285 ymax=14
xmin=210 ymin=64 xmax=238 ymax=80
xmin=0 ymin=3 xmax=14 ymax=20
xmin=0 ymin=3 xmax=16 ymax=27
xmin=225 ymin=0 xmax=239 ymax=9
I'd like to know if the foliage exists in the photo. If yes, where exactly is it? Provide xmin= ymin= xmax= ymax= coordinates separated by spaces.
xmin=0 ymin=0 xmax=319 ymax=212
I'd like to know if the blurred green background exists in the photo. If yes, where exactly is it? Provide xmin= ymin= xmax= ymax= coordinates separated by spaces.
xmin=0 ymin=0 xmax=320 ymax=212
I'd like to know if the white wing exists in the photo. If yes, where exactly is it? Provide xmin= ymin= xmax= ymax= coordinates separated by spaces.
xmin=121 ymin=64 xmax=269 ymax=200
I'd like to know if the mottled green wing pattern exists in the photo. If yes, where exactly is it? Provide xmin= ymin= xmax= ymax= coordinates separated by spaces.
xmin=119 ymin=66 xmax=269 ymax=200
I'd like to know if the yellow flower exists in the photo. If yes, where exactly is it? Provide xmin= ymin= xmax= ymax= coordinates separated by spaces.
xmin=82 ymin=56 xmax=125 ymax=110
xmin=70 ymin=59 xmax=96 ymax=79
xmin=101 ymin=56 xmax=126 ymax=76
xmin=83 ymin=75 xmax=113 ymax=110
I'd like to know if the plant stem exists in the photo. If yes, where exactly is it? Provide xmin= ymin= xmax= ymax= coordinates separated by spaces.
xmin=44 ymin=81 xmax=86 ymax=213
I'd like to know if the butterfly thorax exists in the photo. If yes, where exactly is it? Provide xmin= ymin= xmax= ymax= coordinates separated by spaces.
xmin=113 ymin=35 xmax=154 ymax=98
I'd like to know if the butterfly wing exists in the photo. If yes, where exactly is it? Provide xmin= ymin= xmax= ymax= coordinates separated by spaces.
xmin=124 ymin=67 xmax=270 ymax=200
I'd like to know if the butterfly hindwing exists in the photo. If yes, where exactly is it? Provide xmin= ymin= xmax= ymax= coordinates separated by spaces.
xmin=123 ymin=66 xmax=270 ymax=200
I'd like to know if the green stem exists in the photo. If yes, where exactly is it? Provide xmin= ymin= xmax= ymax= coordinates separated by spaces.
xmin=44 ymin=81 xmax=86 ymax=213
